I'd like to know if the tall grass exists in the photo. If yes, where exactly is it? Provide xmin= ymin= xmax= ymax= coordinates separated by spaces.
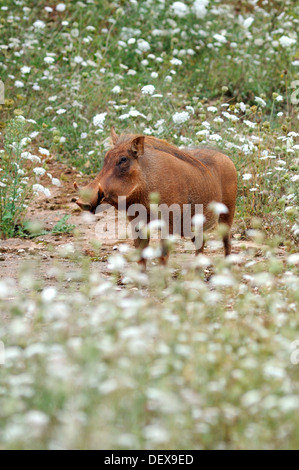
xmin=0 ymin=119 xmax=30 ymax=237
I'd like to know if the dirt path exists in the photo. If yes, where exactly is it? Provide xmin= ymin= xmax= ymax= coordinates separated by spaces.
xmin=0 ymin=160 xmax=117 ymax=285
xmin=0 ymin=160 xmax=287 ymax=289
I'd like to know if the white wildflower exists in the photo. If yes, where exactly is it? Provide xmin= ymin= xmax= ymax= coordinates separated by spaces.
xmin=137 ymin=39 xmax=150 ymax=52
xmin=213 ymin=34 xmax=227 ymax=44
xmin=21 ymin=152 xmax=41 ymax=163
xmin=192 ymin=213 xmax=206 ymax=227
xmin=144 ymin=425 xmax=170 ymax=444
xmin=287 ymin=253 xmax=299 ymax=265
xmin=44 ymin=56 xmax=55 ymax=64
xmin=214 ymin=116 xmax=224 ymax=123
xmin=194 ymin=254 xmax=211 ymax=268
xmin=279 ymin=36 xmax=296 ymax=48
xmin=71 ymin=28 xmax=79 ymax=38
xmin=21 ymin=66 xmax=31 ymax=75
xmin=33 ymin=20 xmax=46 ymax=29
xmin=73 ymin=56 xmax=83 ymax=64
xmin=255 ymin=96 xmax=267 ymax=107
xmin=196 ymin=129 xmax=209 ymax=137
xmin=171 ymin=1 xmax=189 ymax=17
xmin=209 ymin=134 xmax=222 ymax=141
xmin=279 ymin=396 xmax=299 ymax=412
xmin=242 ymin=390 xmax=261 ymax=408
xmin=244 ymin=120 xmax=256 ymax=128
xmin=129 ymin=109 xmax=146 ymax=118
xmin=192 ymin=0 xmax=209 ymax=19
xmin=41 ymin=287 xmax=57 ymax=302
xmin=141 ymin=84 xmax=155 ymax=95
xmin=56 ymin=3 xmax=66 ymax=12
xmin=112 ymin=85 xmax=121 ymax=94
xmin=172 ymin=111 xmax=189 ymax=125
xmin=186 ymin=106 xmax=194 ymax=115
xmin=26 ymin=411 xmax=49 ymax=428
xmin=93 ymin=112 xmax=107 ymax=128
xmin=38 ymin=147 xmax=50 ymax=156
xmin=244 ymin=17 xmax=254 ymax=28
xmin=210 ymin=274 xmax=235 ymax=287
xmin=32 ymin=184 xmax=51 ymax=198
xmin=52 ymin=178 xmax=61 ymax=187
xmin=170 ymin=58 xmax=183 ymax=66
xmin=33 ymin=167 xmax=46 ymax=177
xmin=57 ymin=243 xmax=75 ymax=256
xmin=222 ymin=111 xmax=239 ymax=122
xmin=142 ymin=246 xmax=157 ymax=260
xmin=209 ymin=201 xmax=229 ymax=215
xmin=107 ymin=255 xmax=126 ymax=271
xmin=30 ymin=131 xmax=39 ymax=139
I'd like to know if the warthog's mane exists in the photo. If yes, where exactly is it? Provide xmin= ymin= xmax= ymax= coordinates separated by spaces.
xmin=115 ymin=134 xmax=211 ymax=173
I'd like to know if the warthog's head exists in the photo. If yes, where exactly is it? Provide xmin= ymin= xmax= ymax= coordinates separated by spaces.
xmin=74 ymin=128 xmax=145 ymax=213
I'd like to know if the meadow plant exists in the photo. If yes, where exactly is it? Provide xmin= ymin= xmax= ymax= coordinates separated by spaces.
xmin=0 ymin=119 xmax=33 ymax=237
xmin=0 ymin=118 xmax=53 ymax=238
xmin=0 ymin=232 xmax=299 ymax=449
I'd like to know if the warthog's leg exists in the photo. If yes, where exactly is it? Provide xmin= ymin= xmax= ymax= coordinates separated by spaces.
xmin=134 ymin=235 xmax=150 ymax=270
xmin=222 ymin=233 xmax=231 ymax=256
xmin=192 ymin=235 xmax=205 ymax=256
xmin=219 ymin=212 xmax=234 ymax=256
xmin=159 ymin=239 xmax=170 ymax=265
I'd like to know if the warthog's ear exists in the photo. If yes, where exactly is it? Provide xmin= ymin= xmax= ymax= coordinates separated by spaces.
xmin=131 ymin=136 xmax=145 ymax=158
xmin=111 ymin=127 xmax=118 ymax=146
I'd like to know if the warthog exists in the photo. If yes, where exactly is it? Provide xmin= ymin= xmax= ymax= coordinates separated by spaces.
xmin=74 ymin=129 xmax=237 ymax=266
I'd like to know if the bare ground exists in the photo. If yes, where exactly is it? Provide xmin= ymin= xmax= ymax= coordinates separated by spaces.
xmin=0 ymin=160 xmax=287 ymax=290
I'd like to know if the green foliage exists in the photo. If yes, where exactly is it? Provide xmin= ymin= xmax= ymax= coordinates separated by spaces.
xmin=0 ymin=119 xmax=31 ymax=238
xmin=17 ymin=215 xmax=75 ymax=238
xmin=51 ymin=215 xmax=76 ymax=235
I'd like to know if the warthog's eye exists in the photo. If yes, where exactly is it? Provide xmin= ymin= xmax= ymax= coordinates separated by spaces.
xmin=118 ymin=156 xmax=128 ymax=165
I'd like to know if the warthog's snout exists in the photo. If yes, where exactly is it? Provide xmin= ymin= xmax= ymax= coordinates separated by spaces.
xmin=75 ymin=200 xmax=93 ymax=212
xmin=74 ymin=181 xmax=104 ymax=214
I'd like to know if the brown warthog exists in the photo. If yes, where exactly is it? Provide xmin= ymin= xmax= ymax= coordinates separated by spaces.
xmin=74 ymin=129 xmax=237 ymax=265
